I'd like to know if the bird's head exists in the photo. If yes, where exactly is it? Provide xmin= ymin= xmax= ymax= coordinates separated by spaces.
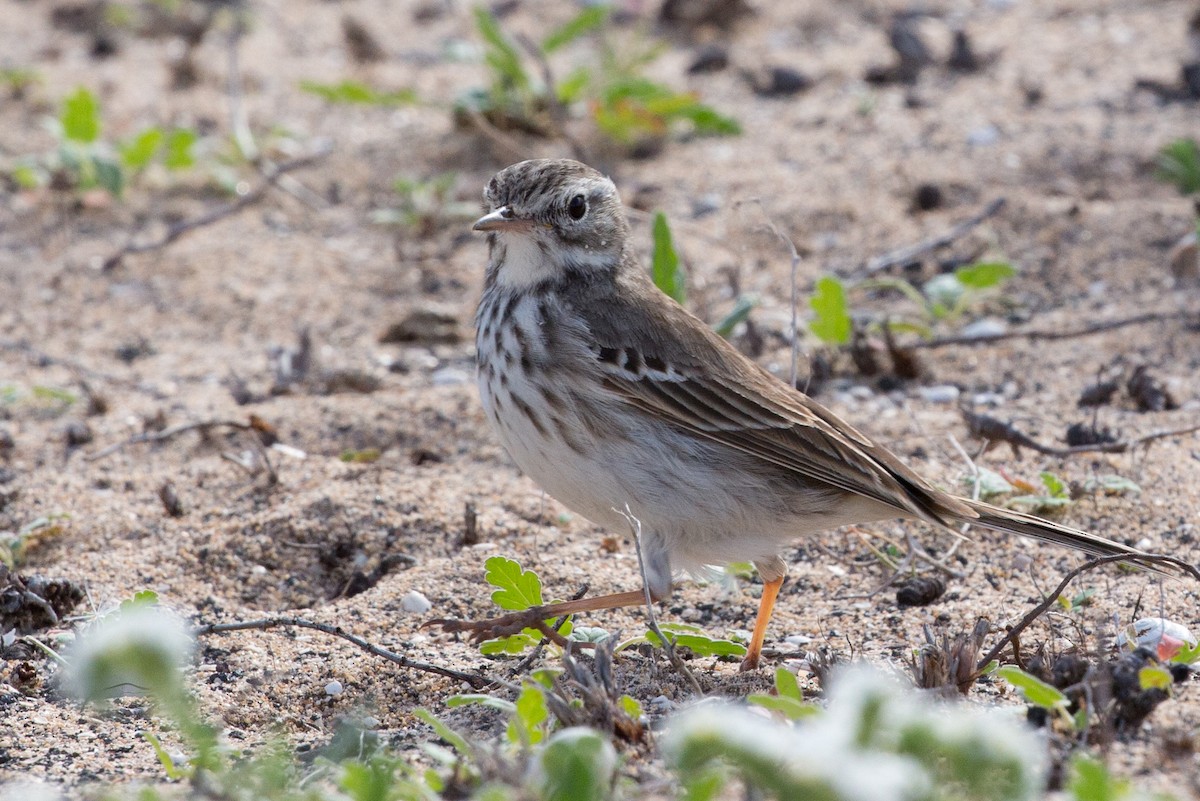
xmin=474 ymin=159 xmax=629 ymax=290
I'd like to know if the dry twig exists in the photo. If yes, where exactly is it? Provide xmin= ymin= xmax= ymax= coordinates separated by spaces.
xmin=911 ymin=310 xmax=1197 ymax=350
xmin=196 ymin=616 xmax=499 ymax=689
xmin=101 ymin=145 xmax=333 ymax=271
xmin=86 ymin=419 xmax=255 ymax=461
xmin=858 ymin=197 xmax=1006 ymax=276
xmin=961 ymin=408 xmax=1200 ymax=458
xmin=973 ymin=553 xmax=1200 ymax=677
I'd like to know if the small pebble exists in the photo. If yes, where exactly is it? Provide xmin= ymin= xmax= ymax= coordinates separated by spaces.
xmin=325 ymin=680 xmax=344 ymax=696
xmin=784 ymin=634 xmax=813 ymax=646
xmin=750 ymin=66 xmax=813 ymax=98
xmin=431 ymin=367 xmax=470 ymax=386
xmin=687 ymin=44 xmax=728 ymax=74
xmin=401 ymin=590 xmax=433 ymax=614
xmin=967 ymin=125 xmax=1000 ymax=147
xmin=918 ymin=385 xmax=960 ymax=404
xmin=959 ymin=318 xmax=1007 ymax=339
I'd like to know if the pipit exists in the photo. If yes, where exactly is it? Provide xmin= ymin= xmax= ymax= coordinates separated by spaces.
xmin=435 ymin=158 xmax=1171 ymax=671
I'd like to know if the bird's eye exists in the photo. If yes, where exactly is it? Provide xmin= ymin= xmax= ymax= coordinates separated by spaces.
xmin=567 ymin=194 xmax=587 ymax=220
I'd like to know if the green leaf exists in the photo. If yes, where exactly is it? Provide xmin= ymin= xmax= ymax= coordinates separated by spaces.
xmin=479 ymin=631 xmax=540 ymax=655
xmin=299 ymin=79 xmax=417 ymax=106
xmin=447 ymin=693 xmax=517 ymax=713
xmin=965 ymin=467 xmax=1016 ymax=498
xmin=506 ymin=682 xmax=549 ymax=746
xmin=119 ymin=128 xmax=164 ymax=170
xmin=619 ymin=694 xmax=643 ymax=719
xmin=473 ymin=6 xmax=530 ymax=92
xmin=120 ymin=590 xmax=160 ymax=611
xmin=340 ymin=448 xmax=382 ymax=463
xmin=955 ymin=261 xmax=1015 ymax=289
xmin=142 ymin=732 xmax=189 ymax=780
xmin=651 ymin=211 xmax=686 ymax=303
xmin=92 ymin=155 xmax=125 ymax=196
xmin=164 ymin=128 xmax=197 ymax=170
xmin=1083 ymin=475 xmax=1142 ymax=495
xmin=541 ymin=6 xmax=608 ymax=53
xmin=537 ymin=728 xmax=617 ymax=801
xmin=484 ymin=555 xmax=544 ymax=610
xmin=1068 ymin=753 xmax=1126 ymax=801
xmin=413 ymin=708 xmax=472 ymax=755
xmin=774 ymin=667 xmax=803 ymax=701
xmin=1040 ymin=471 xmax=1068 ymax=499
xmin=996 ymin=665 xmax=1068 ymax=711
xmin=713 ymin=295 xmax=757 ymax=338
xmin=1138 ymin=665 xmax=1172 ymax=692
xmin=644 ymin=625 xmax=746 ymax=658
xmin=746 ymin=694 xmax=820 ymax=720
xmin=555 ymin=66 xmax=591 ymax=104
xmin=808 ymin=275 xmax=852 ymax=344
xmin=1155 ymin=138 xmax=1200 ymax=195
xmin=61 ymin=88 xmax=100 ymax=143
xmin=1170 ymin=640 xmax=1200 ymax=665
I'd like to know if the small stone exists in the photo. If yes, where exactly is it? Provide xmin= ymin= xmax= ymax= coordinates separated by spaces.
xmin=431 ymin=367 xmax=470 ymax=386
xmin=380 ymin=309 xmax=460 ymax=345
xmin=687 ymin=44 xmax=728 ymax=74
xmin=63 ymin=421 xmax=93 ymax=447
xmin=959 ymin=318 xmax=1007 ymax=339
xmin=918 ymin=385 xmax=960 ymax=404
xmin=967 ymin=125 xmax=1000 ymax=147
xmin=325 ymin=680 xmax=344 ymax=696
xmin=749 ymin=66 xmax=813 ymax=98
xmin=1169 ymin=230 xmax=1198 ymax=285
xmin=912 ymin=183 xmax=943 ymax=212
xmin=401 ymin=590 xmax=432 ymax=614
xmin=783 ymin=634 xmax=813 ymax=646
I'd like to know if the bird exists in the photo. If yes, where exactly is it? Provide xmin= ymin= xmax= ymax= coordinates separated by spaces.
xmin=434 ymin=158 xmax=1182 ymax=671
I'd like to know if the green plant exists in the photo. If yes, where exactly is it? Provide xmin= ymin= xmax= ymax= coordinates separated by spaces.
xmin=476 ymin=556 xmax=573 ymax=655
xmin=299 ymin=79 xmax=417 ymax=107
xmin=457 ymin=6 xmax=738 ymax=149
xmin=1155 ymin=138 xmax=1200 ymax=195
xmin=807 ymin=261 xmax=1016 ymax=347
xmin=669 ymin=665 xmax=1048 ymax=801
xmin=371 ymin=172 xmax=478 ymax=234
xmin=6 ymin=87 xmax=200 ymax=196
xmin=651 ymin=211 xmax=685 ymax=303
xmin=747 ymin=668 xmax=820 ymax=720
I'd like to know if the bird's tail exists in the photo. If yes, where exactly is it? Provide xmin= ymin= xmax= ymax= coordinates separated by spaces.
xmin=958 ymin=498 xmax=1191 ymax=577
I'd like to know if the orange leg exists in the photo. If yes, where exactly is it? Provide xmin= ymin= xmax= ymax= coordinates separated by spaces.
xmin=740 ymin=576 xmax=784 ymax=672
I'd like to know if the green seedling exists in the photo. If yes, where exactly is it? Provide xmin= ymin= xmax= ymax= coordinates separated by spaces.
xmin=713 ymin=295 xmax=759 ymax=339
xmin=1155 ymin=138 xmax=1200 ymax=195
xmin=6 ymin=87 xmax=200 ymax=197
xmin=651 ymin=211 xmax=685 ymax=303
xmin=459 ymin=5 xmax=738 ymax=150
xmin=808 ymin=275 xmax=852 ymax=344
xmin=372 ymin=172 xmax=478 ymax=234
xmin=299 ymin=79 xmax=417 ymax=106
xmin=1006 ymin=471 xmax=1071 ymax=514
xmin=747 ymin=668 xmax=820 ymax=721
xmin=619 ymin=621 xmax=746 ymax=659
xmin=478 ymin=556 xmax=573 ymax=654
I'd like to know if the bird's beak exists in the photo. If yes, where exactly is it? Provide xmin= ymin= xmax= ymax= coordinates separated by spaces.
xmin=473 ymin=207 xmax=535 ymax=233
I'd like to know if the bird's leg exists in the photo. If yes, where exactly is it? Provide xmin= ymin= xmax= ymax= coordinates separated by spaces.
xmin=740 ymin=556 xmax=788 ymax=672
xmin=426 ymin=589 xmax=652 ymax=644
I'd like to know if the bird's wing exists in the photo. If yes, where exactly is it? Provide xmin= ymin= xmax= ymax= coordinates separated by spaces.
xmin=588 ymin=332 xmax=975 ymax=524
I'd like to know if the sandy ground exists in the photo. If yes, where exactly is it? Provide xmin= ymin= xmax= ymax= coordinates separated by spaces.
xmin=2 ymin=0 xmax=1200 ymax=796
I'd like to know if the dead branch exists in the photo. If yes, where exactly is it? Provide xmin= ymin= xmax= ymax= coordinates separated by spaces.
xmin=961 ymin=408 xmax=1200 ymax=458
xmin=973 ymin=553 xmax=1200 ymax=677
xmin=911 ymin=310 xmax=1197 ymax=350
xmin=194 ymin=616 xmax=499 ymax=690
xmin=858 ymin=197 xmax=1006 ymax=277
xmin=101 ymin=145 xmax=333 ymax=271
xmin=86 ymin=419 xmax=255 ymax=462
